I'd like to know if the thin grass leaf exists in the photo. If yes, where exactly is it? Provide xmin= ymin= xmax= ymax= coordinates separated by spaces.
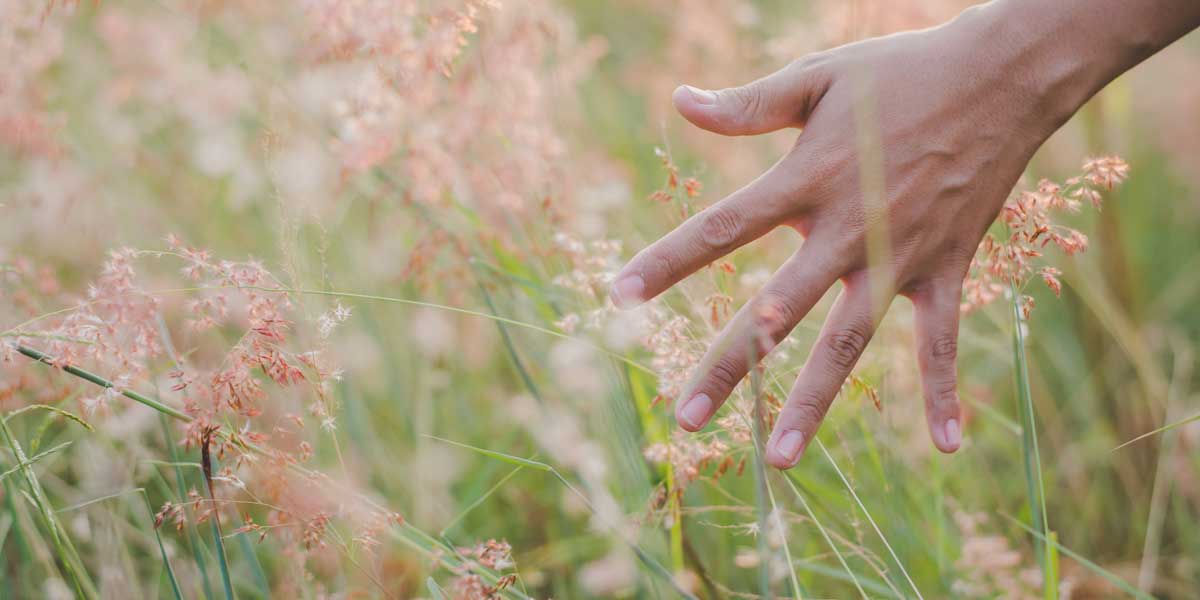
xmin=427 ymin=577 xmax=449 ymax=600
xmin=236 ymin=533 xmax=270 ymax=598
xmin=1114 ymin=411 xmax=1200 ymax=451
xmin=789 ymin=560 xmax=899 ymax=598
xmin=783 ymin=472 xmax=869 ymax=599
xmin=766 ymin=371 xmax=918 ymax=599
xmin=430 ymin=435 xmax=696 ymax=599
xmin=1044 ymin=531 xmax=1059 ymax=600
xmin=243 ymin=285 xmax=655 ymax=375
xmin=16 ymin=346 xmax=190 ymax=421
xmin=441 ymin=465 xmax=524 ymax=536
xmin=53 ymin=487 xmax=184 ymax=600
xmin=202 ymin=430 xmax=237 ymax=600
xmin=159 ymin=414 xmax=216 ymax=600
xmin=425 ymin=435 xmax=553 ymax=471
xmin=210 ymin=518 xmax=235 ymax=600
xmin=0 ymin=441 xmax=72 ymax=483
xmin=1010 ymin=284 xmax=1051 ymax=588
xmin=748 ymin=366 xmax=778 ymax=599
xmin=476 ymin=279 xmax=544 ymax=403
xmin=1001 ymin=514 xmax=1153 ymax=600
xmin=3 ymin=404 xmax=93 ymax=431
xmin=815 ymin=440 xmax=923 ymax=600
xmin=1 ymin=417 xmax=99 ymax=599
xmin=392 ymin=523 xmax=533 ymax=600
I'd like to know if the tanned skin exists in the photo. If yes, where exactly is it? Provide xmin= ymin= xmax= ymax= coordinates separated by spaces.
xmin=611 ymin=0 xmax=1200 ymax=469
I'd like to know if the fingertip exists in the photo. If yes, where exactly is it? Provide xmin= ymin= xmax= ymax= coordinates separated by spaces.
xmin=932 ymin=417 xmax=962 ymax=454
xmin=610 ymin=274 xmax=646 ymax=310
xmin=766 ymin=429 xmax=806 ymax=469
xmin=676 ymin=393 xmax=713 ymax=432
xmin=672 ymin=84 xmax=717 ymax=111
xmin=672 ymin=84 xmax=723 ymax=131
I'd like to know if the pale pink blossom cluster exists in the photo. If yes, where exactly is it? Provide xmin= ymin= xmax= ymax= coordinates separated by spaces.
xmin=951 ymin=511 xmax=1054 ymax=599
xmin=963 ymin=157 xmax=1130 ymax=317
xmin=2 ymin=239 xmax=401 ymax=575
xmin=643 ymin=432 xmax=734 ymax=487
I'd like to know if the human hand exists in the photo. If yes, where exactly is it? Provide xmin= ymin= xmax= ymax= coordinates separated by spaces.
xmin=611 ymin=8 xmax=1062 ymax=468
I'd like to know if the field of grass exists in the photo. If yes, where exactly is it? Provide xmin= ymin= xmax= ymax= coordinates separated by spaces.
xmin=2 ymin=1 xmax=1199 ymax=598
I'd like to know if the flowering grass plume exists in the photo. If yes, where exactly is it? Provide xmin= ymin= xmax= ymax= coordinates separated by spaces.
xmin=963 ymin=156 xmax=1130 ymax=317
xmin=1 ymin=0 xmax=1193 ymax=597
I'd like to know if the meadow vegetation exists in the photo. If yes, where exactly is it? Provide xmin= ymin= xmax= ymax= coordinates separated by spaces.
xmin=1 ymin=1 xmax=1198 ymax=598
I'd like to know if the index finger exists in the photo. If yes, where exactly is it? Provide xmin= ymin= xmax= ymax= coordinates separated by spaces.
xmin=611 ymin=153 xmax=812 ymax=308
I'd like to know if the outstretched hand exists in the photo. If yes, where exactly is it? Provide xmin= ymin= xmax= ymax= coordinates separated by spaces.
xmin=611 ymin=9 xmax=1057 ymax=468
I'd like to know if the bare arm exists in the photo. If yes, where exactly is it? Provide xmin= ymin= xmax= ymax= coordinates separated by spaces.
xmin=611 ymin=0 xmax=1200 ymax=468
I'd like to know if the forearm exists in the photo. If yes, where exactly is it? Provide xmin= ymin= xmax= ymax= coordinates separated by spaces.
xmin=964 ymin=0 xmax=1200 ymax=138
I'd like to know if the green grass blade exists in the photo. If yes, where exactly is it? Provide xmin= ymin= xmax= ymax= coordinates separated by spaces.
xmin=1113 ymin=411 xmax=1200 ymax=451
xmin=815 ymin=440 xmax=923 ymax=600
xmin=440 ymin=465 xmax=524 ymax=536
xmin=1010 ymin=285 xmax=1051 ymax=588
xmin=236 ymin=533 xmax=270 ymax=598
xmin=1001 ymin=514 xmax=1152 ymax=600
xmin=0 ymin=418 xmax=98 ymax=599
xmin=750 ymin=370 xmax=773 ymax=599
xmin=2 ymin=404 xmax=93 ymax=432
xmin=783 ymin=472 xmax=868 ymax=599
xmin=15 ymin=346 xmax=190 ymax=421
xmin=0 ymin=441 xmax=72 ymax=483
xmin=159 ymin=414 xmax=216 ymax=600
xmin=210 ymin=517 xmax=236 ymax=600
xmin=1044 ymin=531 xmax=1059 ymax=600
xmin=425 ymin=435 xmax=553 ymax=471
xmin=427 ymin=577 xmax=449 ymax=600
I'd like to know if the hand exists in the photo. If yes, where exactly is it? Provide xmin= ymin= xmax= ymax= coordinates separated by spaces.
xmin=611 ymin=8 xmax=1058 ymax=468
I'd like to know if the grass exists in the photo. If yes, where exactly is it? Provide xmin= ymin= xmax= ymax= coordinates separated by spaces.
xmin=2 ymin=0 xmax=1199 ymax=597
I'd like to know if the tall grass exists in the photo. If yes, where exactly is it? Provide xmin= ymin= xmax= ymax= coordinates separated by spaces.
xmin=2 ymin=0 xmax=1198 ymax=597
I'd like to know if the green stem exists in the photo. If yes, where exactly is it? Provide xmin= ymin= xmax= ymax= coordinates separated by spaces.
xmin=1010 ymin=283 xmax=1052 ymax=592
xmin=16 ymin=346 xmax=190 ymax=421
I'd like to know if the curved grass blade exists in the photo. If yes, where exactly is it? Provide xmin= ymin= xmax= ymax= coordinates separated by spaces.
xmin=0 ymin=441 xmax=72 ymax=483
xmin=428 ymin=436 xmax=698 ymax=600
xmin=55 ymin=488 xmax=184 ymax=600
xmin=427 ymin=577 xmax=449 ymax=600
xmin=783 ymin=472 xmax=869 ymax=599
xmin=765 ymin=371 xmax=919 ymax=599
xmin=1001 ymin=514 xmax=1153 ymax=600
xmin=1114 ymin=411 xmax=1200 ymax=451
xmin=3 ymin=404 xmax=93 ymax=431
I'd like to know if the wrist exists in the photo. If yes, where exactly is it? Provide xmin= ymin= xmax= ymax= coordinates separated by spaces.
xmin=948 ymin=1 xmax=1106 ymax=142
xmin=963 ymin=0 xmax=1200 ymax=141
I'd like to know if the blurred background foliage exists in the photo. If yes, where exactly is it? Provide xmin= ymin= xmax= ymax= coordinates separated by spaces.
xmin=1 ymin=0 xmax=1198 ymax=598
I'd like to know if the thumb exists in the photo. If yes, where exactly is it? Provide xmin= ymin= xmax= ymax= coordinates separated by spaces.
xmin=672 ymin=59 xmax=828 ymax=137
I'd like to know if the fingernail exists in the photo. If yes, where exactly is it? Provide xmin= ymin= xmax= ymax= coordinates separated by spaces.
xmin=683 ymin=85 xmax=717 ymax=105
xmin=944 ymin=418 xmax=961 ymax=449
xmin=679 ymin=394 xmax=713 ymax=430
xmin=610 ymin=275 xmax=645 ymax=309
xmin=774 ymin=430 xmax=806 ymax=465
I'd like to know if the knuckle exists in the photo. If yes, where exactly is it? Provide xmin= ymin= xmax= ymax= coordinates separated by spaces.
xmin=731 ymin=83 xmax=767 ymax=124
xmin=822 ymin=327 xmax=869 ymax=371
xmin=646 ymin=248 xmax=684 ymax=281
xmin=787 ymin=395 xmax=828 ymax=427
xmin=929 ymin=334 xmax=958 ymax=362
xmin=755 ymin=290 xmax=797 ymax=345
xmin=929 ymin=381 xmax=959 ymax=409
xmin=708 ymin=355 xmax=745 ymax=392
xmin=698 ymin=207 xmax=744 ymax=250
